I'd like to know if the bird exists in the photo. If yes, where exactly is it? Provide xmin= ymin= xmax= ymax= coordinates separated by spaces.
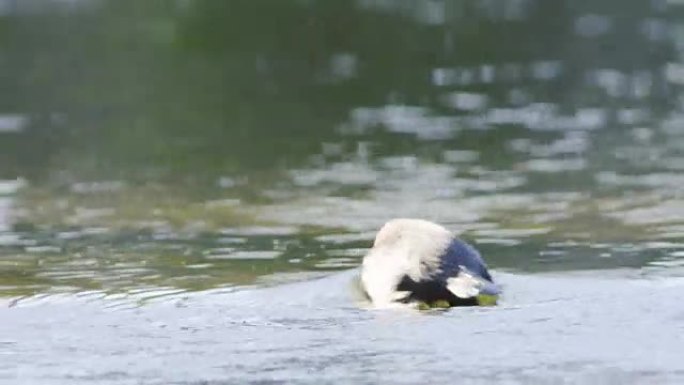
xmin=360 ymin=218 xmax=500 ymax=308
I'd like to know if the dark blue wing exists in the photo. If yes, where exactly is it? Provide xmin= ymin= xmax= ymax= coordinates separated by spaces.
xmin=396 ymin=238 xmax=499 ymax=305
xmin=434 ymin=238 xmax=493 ymax=283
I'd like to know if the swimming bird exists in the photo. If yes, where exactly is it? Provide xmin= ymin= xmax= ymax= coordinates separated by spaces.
xmin=361 ymin=218 xmax=500 ymax=308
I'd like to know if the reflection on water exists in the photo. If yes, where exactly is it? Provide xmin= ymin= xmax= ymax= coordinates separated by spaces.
xmin=2 ymin=0 xmax=684 ymax=383
xmin=0 ymin=0 xmax=683 ymax=297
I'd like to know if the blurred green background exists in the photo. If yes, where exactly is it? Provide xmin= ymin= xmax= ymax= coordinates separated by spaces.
xmin=1 ymin=0 xmax=683 ymax=298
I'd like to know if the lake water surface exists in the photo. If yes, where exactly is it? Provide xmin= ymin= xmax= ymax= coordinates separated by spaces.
xmin=2 ymin=0 xmax=684 ymax=383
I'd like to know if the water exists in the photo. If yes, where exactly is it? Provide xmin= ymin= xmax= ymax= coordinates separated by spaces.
xmin=4 ymin=271 xmax=684 ymax=384
xmin=1 ymin=0 xmax=684 ymax=383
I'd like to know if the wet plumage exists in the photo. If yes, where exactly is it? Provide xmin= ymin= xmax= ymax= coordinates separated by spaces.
xmin=361 ymin=218 xmax=499 ymax=308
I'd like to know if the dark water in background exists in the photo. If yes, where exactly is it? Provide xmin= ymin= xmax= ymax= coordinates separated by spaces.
xmin=1 ymin=0 xmax=684 ymax=383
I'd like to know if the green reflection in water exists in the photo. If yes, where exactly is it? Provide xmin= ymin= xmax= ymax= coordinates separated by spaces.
xmin=1 ymin=0 xmax=683 ymax=298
